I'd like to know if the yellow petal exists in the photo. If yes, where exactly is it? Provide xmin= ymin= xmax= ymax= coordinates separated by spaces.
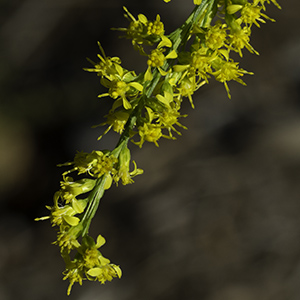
xmin=87 ymin=267 xmax=102 ymax=277
xmin=113 ymin=265 xmax=122 ymax=278
xmin=122 ymin=97 xmax=132 ymax=110
xmin=156 ymin=94 xmax=170 ymax=107
xmin=164 ymin=91 xmax=173 ymax=103
xmin=158 ymin=67 xmax=169 ymax=76
xmin=144 ymin=66 xmax=153 ymax=81
xmin=128 ymin=82 xmax=143 ymax=91
xmin=72 ymin=200 xmax=84 ymax=214
xmin=104 ymin=174 xmax=113 ymax=190
xmin=99 ymin=255 xmax=110 ymax=265
xmin=227 ymin=5 xmax=243 ymax=15
xmin=218 ymin=49 xmax=230 ymax=61
xmin=145 ymin=107 xmax=155 ymax=122
xmin=157 ymin=35 xmax=172 ymax=48
xmin=138 ymin=14 xmax=148 ymax=24
xmin=96 ymin=235 xmax=106 ymax=248
xmin=165 ymin=49 xmax=178 ymax=59
xmin=63 ymin=215 xmax=80 ymax=226
xmin=114 ymin=64 xmax=124 ymax=76
xmin=173 ymin=64 xmax=189 ymax=72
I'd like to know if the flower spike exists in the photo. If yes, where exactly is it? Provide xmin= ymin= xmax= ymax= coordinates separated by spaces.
xmin=37 ymin=0 xmax=281 ymax=295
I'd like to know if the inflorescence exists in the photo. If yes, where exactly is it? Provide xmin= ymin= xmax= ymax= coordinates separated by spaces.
xmin=36 ymin=0 xmax=281 ymax=295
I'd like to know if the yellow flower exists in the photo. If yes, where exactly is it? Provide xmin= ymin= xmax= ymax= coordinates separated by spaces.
xmin=60 ymin=151 xmax=118 ymax=178
xmin=87 ymin=264 xmax=122 ymax=284
xmin=135 ymin=123 xmax=162 ymax=148
xmin=98 ymin=74 xmax=143 ymax=110
xmin=147 ymin=48 xmax=177 ymax=76
xmin=205 ymin=22 xmax=228 ymax=50
xmin=158 ymin=107 xmax=188 ymax=138
xmin=229 ymin=26 xmax=259 ymax=57
xmin=173 ymin=46 xmax=215 ymax=86
xmin=84 ymin=42 xmax=122 ymax=80
xmin=95 ymin=110 xmax=130 ymax=140
xmin=42 ymin=191 xmax=80 ymax=228
xmin=55 ymin=226 xmax=82 ymax=253
xmin=51 ymin=205 xmax=80 ymax=227
xmin=104 ymin=111 xmax=129 ymax=134
xmin=212 ymin=60 xmax=253 ymax=98
xmin=84 ymin=235 xmax=122 ymax=284
xmin=59 ymin=151 xmax=99 ymax=175
xmin=114 ymin=146 xmax=143 ymax=185
xmin=147 ymin=14 xmax=165 ymax=36
xmin=176 ymin=76 xmax=204 ymax=109
xmin=101 ymin=79 xmax=132 ymax=110
xmin=148 ymin=48 xmax=165 ymax=67
xmin=190 ymin=49 xmax=211 ymax=76
xmin=63 ymin=264 xmax=84 ymax=296
xmin=114 ymin=7 xmax=170 ymax=54
xmin=227 ymin=4 xmax=243 ymax=15
xmin=240 ymin=3 xmax=275 ymax=28
xmin=112 ymin=7 xmax=146 ymax=48
xmin=62 ymin=234 xmax=121 ymax=295
xmin=89 ymin=151 xmax=118 ymax=178
xmin=60 ymin=177 xmax=95 ymax=203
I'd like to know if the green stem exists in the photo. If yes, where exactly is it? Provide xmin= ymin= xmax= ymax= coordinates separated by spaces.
xmin=169 ymin=0 xmax=210 ymax=51
xmin=80 ymin=174 xmax=108 ymax=237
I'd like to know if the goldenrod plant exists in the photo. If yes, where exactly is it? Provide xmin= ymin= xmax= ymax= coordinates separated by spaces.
xmin=36 ymin=0 xmax=281 ymax=295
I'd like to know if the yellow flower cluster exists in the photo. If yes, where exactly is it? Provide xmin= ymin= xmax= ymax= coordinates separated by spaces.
xmin=62 ymin=235 xmax=122 ymax=295
xmin=37 ymin=0 xmax=280 ymax=295
xmin=36 ymin=142 xmax=142 ymax=294
xmin=86 ymin=0 xmax=280 ymax=149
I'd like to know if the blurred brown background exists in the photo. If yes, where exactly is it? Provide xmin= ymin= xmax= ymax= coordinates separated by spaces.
xmin=1 ymin=1 xmax=299 ymax=299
